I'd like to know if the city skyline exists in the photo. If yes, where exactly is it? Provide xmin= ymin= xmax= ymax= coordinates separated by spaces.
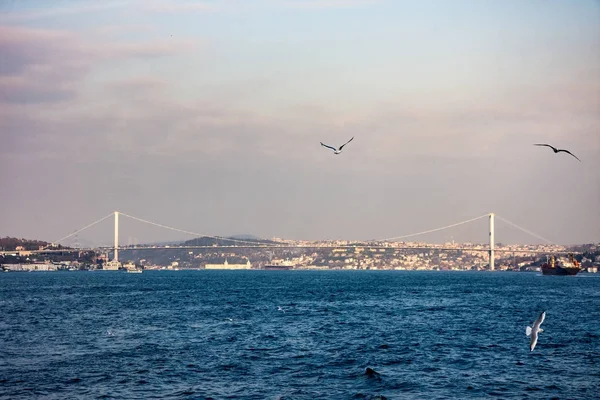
xmin=1 ymin=0 xmax=599 ymax=245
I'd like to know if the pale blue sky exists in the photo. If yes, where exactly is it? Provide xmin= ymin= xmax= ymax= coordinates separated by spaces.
xmin=0 ymin=0 xmax=599 ymax=245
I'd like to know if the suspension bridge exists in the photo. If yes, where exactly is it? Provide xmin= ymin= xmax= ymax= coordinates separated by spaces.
xmin=1 ymin=211 xmax=570 ymax=271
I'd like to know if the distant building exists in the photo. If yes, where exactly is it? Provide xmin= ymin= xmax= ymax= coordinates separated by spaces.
xmin=123 ymin=262 xmax=136 ymax=270
xmin=205 ymin=259 xmax=252 ymax=270
xmin=1 ymin=263 xmax=57 ymax=272
xmin=104 ymin=260 xmax=121 ymax=270
xmin=301 ymin=265 xmax=330 ymax=270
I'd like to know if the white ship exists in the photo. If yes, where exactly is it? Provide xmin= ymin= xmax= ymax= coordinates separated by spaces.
xmin=124 ymin=261 xmax=142 ymax=273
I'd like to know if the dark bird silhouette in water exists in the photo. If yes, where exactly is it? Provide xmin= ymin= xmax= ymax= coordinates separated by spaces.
xmin=364 ymin=367 xmax=381 ymax=380
xmin=534 ymin=144 xmax=581 ymax=161
xmin=320 ymin=137 xmax=354 ymax=154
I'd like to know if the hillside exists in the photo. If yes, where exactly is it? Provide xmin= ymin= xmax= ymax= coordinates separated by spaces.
xmin=0 ymin=237 xmax=67 ymax=251
xmin=181 ymin=236 xmax=279 ymax=247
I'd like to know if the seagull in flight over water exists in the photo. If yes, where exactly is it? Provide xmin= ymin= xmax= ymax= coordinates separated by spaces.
xmin=526 ymin=311 xmax=546 ymax=352
xmin=320 ymin=137 xmax=354 ymax=154
xmin=534 ymin=144 xmax=581 ymax=161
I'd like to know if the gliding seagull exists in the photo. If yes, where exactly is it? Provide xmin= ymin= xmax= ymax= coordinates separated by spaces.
xmin=320 ymin=137 xmax=354 ymax=154
xmin=534 ymin=144 xmax=581 ymax=161
xmin=526 ymin=311 xmax=546 ymax=352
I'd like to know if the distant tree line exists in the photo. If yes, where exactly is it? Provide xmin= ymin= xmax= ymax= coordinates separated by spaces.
xmin=0 ymin=237 xmax=67 ymax=251
xmin=182 ymin=236 xmax=279 ymax=247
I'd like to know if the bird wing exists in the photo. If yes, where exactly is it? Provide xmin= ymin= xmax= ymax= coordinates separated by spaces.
xmin=320 ymin=142 xmax=337 ymax=152
xmin=526 ymin=326 xmax=532 ymax=337
xmin=338 ymin=136 xmax=354 ymax=150
xmin=557 ymin=149 xmax=581 ymax=161
xmin=533 ymin=311 xmax=545 ymax=329
xmin=534 ymin=143 xmax=558 ymax=152
xmin=530 ymin=330 xmax=538 ymax=351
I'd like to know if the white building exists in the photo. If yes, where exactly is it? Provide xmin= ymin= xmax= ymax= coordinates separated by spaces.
xmin=104 ymin=260 xmax=121 ymax=270
xmin=205 ymin=259 xmax=252 ymax=270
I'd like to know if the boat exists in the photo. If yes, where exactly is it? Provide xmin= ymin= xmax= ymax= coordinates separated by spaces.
xmin=541 ymin=254 xmax=581 ymax=276
xmin=263 ymin=264 xmax=293 ymax=270
xmin=127 ymin=268 xmax=142 ymax=273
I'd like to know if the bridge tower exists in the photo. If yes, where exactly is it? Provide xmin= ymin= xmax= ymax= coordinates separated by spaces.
xmin=114 ymin=211 xmax=119 ymax=262
xmin=489 ymin=212 xmax=495 ymax=271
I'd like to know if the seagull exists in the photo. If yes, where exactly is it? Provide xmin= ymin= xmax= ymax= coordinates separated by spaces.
xmin=526 ymin=311 xmax=545 ymax=352
xmin=534 ymin=144 xmax=581 ymax=161
xmin=277 ymin=306 xmax=286 ymax=313
xmin=320 ymin=137 xmax=354 ymax=154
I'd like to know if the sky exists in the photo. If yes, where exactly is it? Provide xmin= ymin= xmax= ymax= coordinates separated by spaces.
xmin=0 ymin=0 xmax=599 ymax=247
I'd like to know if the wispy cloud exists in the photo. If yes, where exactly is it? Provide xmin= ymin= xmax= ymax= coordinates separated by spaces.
xmin=0 ymin=1 xmax=132 ymax=22
xmin=280 ymin=0 xmax=382 ymax=9
xmin=141 ymin=0 xmax=382 ymax=13
xmin=96 ymin=24 xmax=155 ymax=36
xmin=0 ymin=25 xmax=200 ymax=105
xmin=144 ymin=1 xmax=220 ymax=13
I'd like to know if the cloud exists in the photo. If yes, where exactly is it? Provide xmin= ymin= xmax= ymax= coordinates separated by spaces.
xmin=280 ymin=0 xmax=382 ymax=9
xmin=104 ymin=75 xmax=169 ymax=94
xmin=1 ymin=23 xmax=597 ymax=166
xmin=1 ymin=67 xmax=280 ymax=163
xmin=141 ymin=0 xmax=382 ymax=13
xmin=144 ymin=1 xmax=220 ymax=13
xmin=95 ymin=39 xmax=197 ymax=59
xmin=0 ymin=1 xmax=132 ymax=22
xmin=0 ymin=26 xmax=75 ymax=75
xmin=96 ymin=24 xmax=155 ymax=36
xmin=0 ymin=73 xmax=79 ymax=104
xmin=0 ymin=26 xmax=93 ymax=104
xmin=0 ymin=25 xmax=199 ymax=105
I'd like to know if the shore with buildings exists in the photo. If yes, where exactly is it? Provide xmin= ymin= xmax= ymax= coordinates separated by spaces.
xmin=2 ymin=239 xmax=599 ymax=273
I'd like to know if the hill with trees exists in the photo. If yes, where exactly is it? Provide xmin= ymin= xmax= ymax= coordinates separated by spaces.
xmin=0 ymin=237 xmax=67 ymax=251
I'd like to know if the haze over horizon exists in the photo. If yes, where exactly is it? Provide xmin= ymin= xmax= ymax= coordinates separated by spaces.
xmin=1 ymin=0 xmax=599 ymax=246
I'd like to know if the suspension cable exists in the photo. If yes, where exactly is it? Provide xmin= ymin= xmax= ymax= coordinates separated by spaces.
xmin=495 ymin=215 xmax=553 ymax=244
xmin=118 ymin=212 xmax=275 ymax=245
xmin=376 ymin=214 xmax=490 ymax=242
xmin=51 ymin=213 xmax=115 ymax=246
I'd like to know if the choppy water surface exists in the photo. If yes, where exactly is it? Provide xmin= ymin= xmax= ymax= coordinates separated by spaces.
xmin=1 ymin=271 xmax=599 ymax=399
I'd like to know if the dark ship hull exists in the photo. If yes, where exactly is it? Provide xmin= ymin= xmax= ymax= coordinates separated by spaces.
xmin=263 ymin=265 xmax=292 ymax=270
xmin=541 ymin=265 xmax=580 ymax=276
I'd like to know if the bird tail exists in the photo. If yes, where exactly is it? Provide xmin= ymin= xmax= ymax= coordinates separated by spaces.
xmin=526 ymin=326 xmax=532 ymax=336
xmin=538 ymin=328 xmax=543 ymax=333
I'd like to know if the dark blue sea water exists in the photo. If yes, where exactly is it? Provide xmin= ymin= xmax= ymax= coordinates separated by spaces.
xmin=1 ymin=271 xmax=599 ymax=399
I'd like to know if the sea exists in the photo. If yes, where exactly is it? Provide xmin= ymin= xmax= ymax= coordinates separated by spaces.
xmin=0 ymin=270 xmax=599 ymax=399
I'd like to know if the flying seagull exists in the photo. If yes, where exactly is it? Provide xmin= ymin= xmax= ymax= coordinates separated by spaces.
xmin=534 ymin=144 xmax=581 ymax=161
xmin=320 ymin=137 xmax=354 ymax=154
xmin=526 ymin=311 xmax=546 ymax=352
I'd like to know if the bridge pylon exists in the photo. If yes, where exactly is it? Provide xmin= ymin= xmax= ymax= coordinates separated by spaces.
xmin=114 ymin=211 xmax=119 ymax=262
xmin=489 ymin=212 xmax=495 ymax=271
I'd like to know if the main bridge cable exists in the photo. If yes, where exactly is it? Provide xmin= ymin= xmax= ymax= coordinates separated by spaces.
xmin=50 ymin=213 xmax=115 ymax=247
xmin=375 ymin=214 xmax=490 ymax=242
xmin=118 ymin=212 xmax=277 ymax=246
xmin=494 ymin=215 xmax=554 ymax=244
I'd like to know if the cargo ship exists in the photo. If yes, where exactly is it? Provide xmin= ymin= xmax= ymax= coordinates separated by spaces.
xmin=262 ymin=264 xmax=293 ymax=270
xmin=541 ymin=254 xmax=581 ymax=276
